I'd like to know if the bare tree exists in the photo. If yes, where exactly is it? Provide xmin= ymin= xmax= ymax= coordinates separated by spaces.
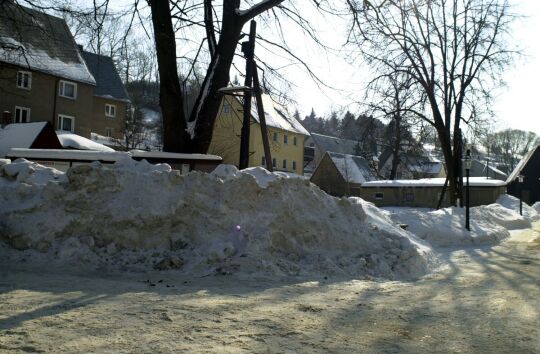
xmin=347 ymin=0 xmax=517 ymax=204
xmin=483 ymin=129 xmax=539 ymax=173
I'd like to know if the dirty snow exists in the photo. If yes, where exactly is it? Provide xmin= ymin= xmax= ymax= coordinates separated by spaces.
xmin=533 ymin=202 xmax=540 ymax=214
xmin=0 ymin=160 xmax=435 ymax=280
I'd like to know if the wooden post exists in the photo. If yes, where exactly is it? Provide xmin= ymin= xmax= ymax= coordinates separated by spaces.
xmin=239 ymin=21 xmax=257 ymax=169
xmin=252 ymin=62 xmax=273 ymax=171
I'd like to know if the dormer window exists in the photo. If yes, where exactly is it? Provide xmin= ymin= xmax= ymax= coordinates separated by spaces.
xmin=59 ymin=80 xmax=77 ymax=99
xmin=16 ymin=71 xmax=31 ymax=90
xmin=105 ymin=104 xmax=116 ymax=118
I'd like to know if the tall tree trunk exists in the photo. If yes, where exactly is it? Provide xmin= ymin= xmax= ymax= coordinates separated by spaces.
xmin=188 ymin=1 xmax=243 ymax=153
xmin=389 ymin=114 xmax=402 ymax=180
xmin=149 ymin=0 xmax=188 ymax=152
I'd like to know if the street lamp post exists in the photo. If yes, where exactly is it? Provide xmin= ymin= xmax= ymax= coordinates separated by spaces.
xmin=518 ymin=175 xmax=524 ymax=216
xmin=463 ymin=149 xmax=472 ymax=231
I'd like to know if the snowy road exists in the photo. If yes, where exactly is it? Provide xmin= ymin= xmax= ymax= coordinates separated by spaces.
xmin=1 ymin=223 xmax=539 ymax=353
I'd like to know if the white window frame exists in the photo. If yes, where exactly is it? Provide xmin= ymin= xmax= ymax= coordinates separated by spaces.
xmin=223 ymin=102 xmax=231 ymax=115
xmin=284 ymin=134 xmax=288 ymax=144
xmin=14 ymin=106 xmax=31 ymax=123
xmin=58 ymin=80 xmax=77 ymax=99
xmin=105 ymin=104 xmax=116 ymax=118
xmin=273 ymin=132 xmax=278 ymax=142
xmin=57 ymin=114 xmax=75 ymax=132
xmin=16 ymin=71 xmax=31 ymax=90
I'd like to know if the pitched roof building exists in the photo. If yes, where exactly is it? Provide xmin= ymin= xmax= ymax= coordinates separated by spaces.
xmin=506 ymin=145 xmax=540 ymax=204
xmin=0 ymin=2 xmax=129 ymax=141
xmin=309 ymin=151 xmax=377 ymax=197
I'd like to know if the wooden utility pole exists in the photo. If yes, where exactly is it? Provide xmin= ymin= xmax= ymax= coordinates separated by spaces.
xmin=253 ymin=63 xmax=273 ymax=171
xmin=238 ymin=20 xmax=273 ymax=171
xmin=239 ymin=21 xmax=257 ymax=169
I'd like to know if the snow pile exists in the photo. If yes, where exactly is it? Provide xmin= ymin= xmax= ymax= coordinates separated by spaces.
xmin=57 ymin=132 xmax=115 ymax=152
xmin=384 ymin=206 xmax=508 ymax=247
xmin=211 ymin=165 xmax=306 ymax=188
xmin=384 ymin=199 xmax=534 ymax=247
xmin=533 ymin=202 xmax=540 ymax=214
xmin=497 ymin=194 xmax=540 ymax=221
xmin=0 ymin=160 xmax=435 ymax=279
xmin=0 ymin=158 xmax=67 ymax=186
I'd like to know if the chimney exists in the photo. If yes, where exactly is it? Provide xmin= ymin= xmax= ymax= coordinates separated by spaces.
xmin=1 ymin=111 xmax=11 ymax=128
xmin=77 ymin=43 xmax=84 ymax=52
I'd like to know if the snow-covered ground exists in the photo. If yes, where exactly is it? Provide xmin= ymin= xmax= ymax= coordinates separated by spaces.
xmin=0 ymin=159 xmax=435 ymax=280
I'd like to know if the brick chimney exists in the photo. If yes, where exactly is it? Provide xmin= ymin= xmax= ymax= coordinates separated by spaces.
xmin=1 ymin=111 xmax=11 ymax=128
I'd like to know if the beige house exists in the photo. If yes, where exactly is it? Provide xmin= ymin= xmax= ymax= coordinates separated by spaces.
xmin=208 ymin=94 xmax=309 ymax=175
xmin=0 ymin=2 xmax=128 ymax=140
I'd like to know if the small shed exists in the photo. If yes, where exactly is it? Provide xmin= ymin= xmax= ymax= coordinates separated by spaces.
xmin=359 ymin=177 xmax=507 ymax=208
xmin=506 ymin=145 xmax=540 ymax=204
xmin=310 ymin=151 xmax=376 ymax=197
xmin=0 ymin=122 xmax=62 ymax=157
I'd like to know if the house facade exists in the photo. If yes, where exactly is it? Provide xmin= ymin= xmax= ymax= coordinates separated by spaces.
xmin=208 ymin=94 xmax=309 ymax=175
xmin=0 ymin=2 xmax=127 ymax=140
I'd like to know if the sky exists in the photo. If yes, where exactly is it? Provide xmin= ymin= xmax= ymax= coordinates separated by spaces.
xmin=273 ymin=1 xmax=540 ymax=136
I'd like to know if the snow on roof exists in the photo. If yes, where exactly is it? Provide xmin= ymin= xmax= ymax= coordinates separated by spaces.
xmin=0 ymin=122 xmax=47 ymax=157
xmin=130 ymin=150 xmax=222 ymax=161
xmin=57 ymin=132 xmax=115 ymax=152
xmin=362 ymin=177 xmax=507 ymax=188
xmin=506 ymin=145 xmax=539 ymax=183
xmin=328 ymin=152 xmax=376 ymax=184
xmin=0 ymin=3 xmax=95 ymax=85
xmin=6 ymin=148 xmax=128 ymax=162
xmin=310 ymin=133 xmax=358 ymax=155
xmin=249 ymin=94 xmax=309 ymax=136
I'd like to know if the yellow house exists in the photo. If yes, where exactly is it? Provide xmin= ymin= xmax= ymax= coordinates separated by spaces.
xmin=208 ymin=94 xmax=309 ymax=175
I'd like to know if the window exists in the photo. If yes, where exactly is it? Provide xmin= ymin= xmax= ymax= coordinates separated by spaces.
xmin=105 ymin=104 xmax=116 ymax=118
xmin=223 ymin=102 xmax=231 ymax=115
xmin=273 ymin=132 xmax=278 ymax=142
xmin=58 ymin=114 xmax=75 ymax=132
xmin=105 ymin=127 xmax=113 ymax=137
xmin=405 ymin=191 xmax=415 ymax=202
xmin=16 ymin=71 xmax=31 ymax=90
xmin=14 ymin=106 xmax=31 ymax=123
xmin=284 ymin=135 xmax=288 ymax=144
xmin=292 ymin=161 xmax=297 ymax=170
xmin=375 ymin=192 xmax=384 ymax=200
xmin=282 ymin=159 xmax=287 ymax=169
xmin=261 ymin=156 xmax=266 ymax=166
xmin=59 ymin=80 xmax=77 ymax=99
xmin=272 ymin=158 xmax=276 ymax=168
xmin=293 ymin=136 xmax=297 ymax=146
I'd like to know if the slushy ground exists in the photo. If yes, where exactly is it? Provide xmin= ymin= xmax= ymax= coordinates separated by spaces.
xmin=1 ymin=223 xmax=539 ymax=354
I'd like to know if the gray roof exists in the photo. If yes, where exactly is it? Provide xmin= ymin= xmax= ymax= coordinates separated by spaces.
xmin=0 ymin=2 xmax=95 ymax=85
xmin=468 ymin=159 xmax=507 ymax=181
xmin=328 ymin=152 xmax=376 ymax=184
xmin=81 ymin=51 xmax=130 ymax=102
xmin=310 ymin=133 xmax=359 ymax=155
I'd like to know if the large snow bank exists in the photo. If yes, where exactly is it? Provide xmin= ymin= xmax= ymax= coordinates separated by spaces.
xmin=533 ymin=202 xmax=540 ymax=214
xmin=497 ymin=194 xmax=540 ymax=222
xmin=0 ymin=160 xmax=434 ymax=279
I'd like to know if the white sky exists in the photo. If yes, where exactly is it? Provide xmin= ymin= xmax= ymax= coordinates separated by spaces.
xmin=274 ymin=1 xmax=540 ymax=136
